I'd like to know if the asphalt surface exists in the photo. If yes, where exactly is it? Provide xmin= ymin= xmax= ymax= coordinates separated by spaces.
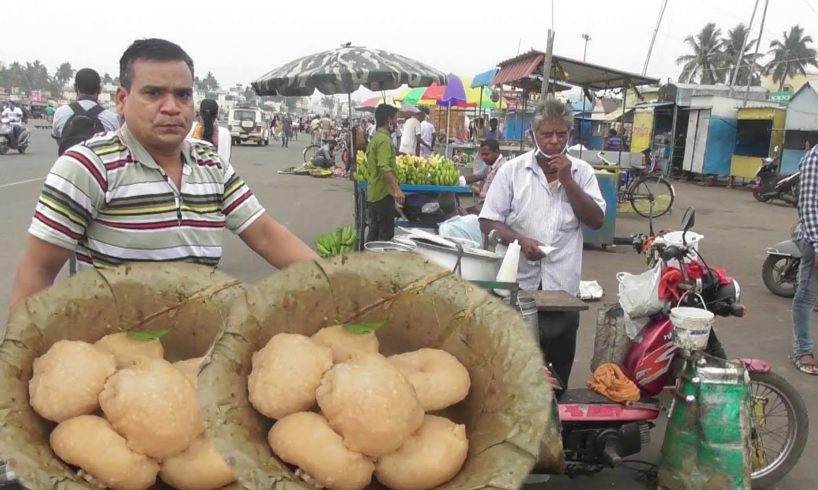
xmin=1 ymin=124 xmax=815 ymax=489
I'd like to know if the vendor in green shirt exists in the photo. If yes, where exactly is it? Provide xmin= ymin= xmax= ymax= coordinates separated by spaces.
xmin=365 ymin=104 xmax=405 ymax=242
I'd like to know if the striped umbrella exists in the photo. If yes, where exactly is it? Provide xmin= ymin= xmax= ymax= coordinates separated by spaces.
xmin=252 ymin=44 xmax=448 ymax=96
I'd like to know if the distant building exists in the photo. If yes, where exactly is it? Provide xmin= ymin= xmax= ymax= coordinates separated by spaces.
xmin=761 ymin=72 xmax=818 ymax=94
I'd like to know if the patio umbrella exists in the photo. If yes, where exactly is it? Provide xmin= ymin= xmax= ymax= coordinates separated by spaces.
xmin=395 ymin=86 xmax=435 ymax=106
xmin=436 ymin=74 xmax=467 ymax=155
xmin=252 ymin=44 xmax=447 ymax=97
xmin=355 ymin=95 xmax=397 ymax=113
xmin=252 ymin=44 xmax=447 ymax=250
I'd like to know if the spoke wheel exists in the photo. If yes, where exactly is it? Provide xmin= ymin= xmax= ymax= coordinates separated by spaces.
xmin=629 ymin=175 xmax=675 ymax=218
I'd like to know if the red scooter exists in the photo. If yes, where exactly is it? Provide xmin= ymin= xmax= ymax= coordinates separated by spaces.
xmin=547 ymin=208 xmax=807 ymax=488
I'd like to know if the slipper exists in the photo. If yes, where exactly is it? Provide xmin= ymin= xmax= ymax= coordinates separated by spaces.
xmin=792 ymin=354 xmax=818 ymax=375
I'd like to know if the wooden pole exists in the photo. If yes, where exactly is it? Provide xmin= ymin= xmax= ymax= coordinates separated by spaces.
xmin=540 ymin=30 xmax=555 ymax=102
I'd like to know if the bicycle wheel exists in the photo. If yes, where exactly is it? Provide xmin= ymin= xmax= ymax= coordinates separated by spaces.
xmin=629 ymin=175 xmax=675 ymax=218
xmin=303 ymin=145 xmax=320 ymax=163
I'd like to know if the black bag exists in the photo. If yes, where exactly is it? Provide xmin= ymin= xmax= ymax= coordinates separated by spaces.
xmin=58 ymin=102 xmax=106 ymax=155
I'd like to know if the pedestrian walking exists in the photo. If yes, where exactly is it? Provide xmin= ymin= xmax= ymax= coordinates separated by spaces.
xmin=791 ymin=143 xmax=818 ymax=375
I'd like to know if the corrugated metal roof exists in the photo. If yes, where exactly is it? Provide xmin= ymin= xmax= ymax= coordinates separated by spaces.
xmin=493 ymin=53 xmax=544 ymax=86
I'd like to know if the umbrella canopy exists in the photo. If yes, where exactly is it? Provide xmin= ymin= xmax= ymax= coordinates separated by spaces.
xmin=395 ymin=86 xmax=436 ymax=106
xmin=439 ymin=74 xmax=467 ymax=107
xmin=355 ymin=95 xmax=397 ymax=112
xmin=252 ymin=45 xmax=448 ymax=96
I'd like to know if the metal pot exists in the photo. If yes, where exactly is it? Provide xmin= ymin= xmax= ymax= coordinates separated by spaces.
xmin=364 ymin=241 xmax=416 ymax=253
xmin=402 ymin=237 xmax=502 ymax=281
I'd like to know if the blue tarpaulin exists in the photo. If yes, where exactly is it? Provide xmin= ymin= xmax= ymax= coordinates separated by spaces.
xmin=472 ymin=68 xmax=498 ymax=88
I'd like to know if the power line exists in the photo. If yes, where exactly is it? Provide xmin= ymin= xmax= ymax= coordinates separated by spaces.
xmin=798 ymin=0 xmax=818 ymax=18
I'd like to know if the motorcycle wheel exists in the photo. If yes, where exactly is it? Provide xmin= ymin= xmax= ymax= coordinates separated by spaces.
xmin=303 ymin=145 xmax=320 ymax=163
xmin=748 ymin=370 xmax=808 ymax=489
xmin=761 ymin=255 xmax=797 ymax=298
xmin=0 ymin=145 xmax=7 ymax=155
xmin=753 ymin=189 xmax=771 ymax=202
xmin=17 ymin=146 xmax=26 ymax=154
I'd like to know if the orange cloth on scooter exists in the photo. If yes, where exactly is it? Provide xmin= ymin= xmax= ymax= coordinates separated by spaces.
xmin=659 ymin=263 xmax=731 ymax=301
xmin=587 ymin=363 xmax=640 ymax=403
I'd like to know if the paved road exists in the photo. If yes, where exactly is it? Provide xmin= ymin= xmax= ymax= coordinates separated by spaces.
xmin=0 ymin=125 xmax=814 ymax=489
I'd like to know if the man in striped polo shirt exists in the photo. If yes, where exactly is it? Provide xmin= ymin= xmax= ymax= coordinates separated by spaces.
xmin=9 ymin=39 xmax=317 ymax=311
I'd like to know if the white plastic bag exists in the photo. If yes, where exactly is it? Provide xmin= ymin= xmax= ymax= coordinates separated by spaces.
xmin=617 ymin=264 xmax=664 ymax=318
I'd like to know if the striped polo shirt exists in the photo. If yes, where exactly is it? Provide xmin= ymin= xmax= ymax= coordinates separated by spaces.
xmin=29 ymin=125 xmax=265 ymax=270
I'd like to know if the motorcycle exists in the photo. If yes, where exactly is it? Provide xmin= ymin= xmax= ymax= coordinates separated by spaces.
xmin=0 ymin=117 xmax=31 ymax=155
xmin=753 ymin=151 xmax=800 ymax=206
xmin=548 ymin=208 xmax=807 ymax=488
xmin=763 ymin=237 xmax=800 ymax=298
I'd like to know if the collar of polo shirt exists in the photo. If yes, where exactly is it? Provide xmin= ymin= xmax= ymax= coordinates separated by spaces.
xmin=118 ymin=124 xmax=195 ymax=173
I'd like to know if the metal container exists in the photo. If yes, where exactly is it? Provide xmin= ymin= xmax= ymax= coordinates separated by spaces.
xmin=504 ymin=296 xmax=539 ymax=343
xmin=403 ymin=237 xmax=503 ymax=281
xmin=364 ymin=241 xmax=416 ymax=253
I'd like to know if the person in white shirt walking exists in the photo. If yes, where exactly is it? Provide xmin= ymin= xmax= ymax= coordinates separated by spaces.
xmin=52 ymin=68 xmax=120 ymax=140
xmin=419 ymin=107 xmax=436 ymax=157
xmin=479 ymin=97 xmax=605 ymax=392
xmin=398 ymin=108 xmax=424 ymax=156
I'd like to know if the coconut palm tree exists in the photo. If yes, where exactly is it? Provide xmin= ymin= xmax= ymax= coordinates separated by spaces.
xmin=764 ymin=25 xmax=818 ymax=91
xmin=676 ymin=23 xmax=724 ymax=84
xmin=55 ymin=62 xmax=74 ymax=86
xmin=720 ymin=23 xmax=763 ymax=85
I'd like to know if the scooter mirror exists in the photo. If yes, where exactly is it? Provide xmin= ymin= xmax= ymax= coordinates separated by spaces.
xmin=681 ymin=207 xmax=696 ymax=233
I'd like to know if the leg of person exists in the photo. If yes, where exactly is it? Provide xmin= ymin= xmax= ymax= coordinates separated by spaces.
xmin=538 ymin=310 xmax=580 ymax=393
xmin=370 ymin=195 xmax=396 ymax=241
xmin=791 ymin=239 xmax=818 ymax=374
xmin=366 ymin=202 xmax=380 ymax=244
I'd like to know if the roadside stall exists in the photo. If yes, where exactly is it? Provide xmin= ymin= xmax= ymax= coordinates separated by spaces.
xmin=781 ymin=82 xmax=818 ymax=175
xmin=680 ymin=95 xmax=739 ymax=177
xmin=730 ymin=104 xmax=785 ymax=181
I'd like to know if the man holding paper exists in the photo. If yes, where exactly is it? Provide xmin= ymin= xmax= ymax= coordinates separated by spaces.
xmin=479 ymin=97 xmax=605 ymax=390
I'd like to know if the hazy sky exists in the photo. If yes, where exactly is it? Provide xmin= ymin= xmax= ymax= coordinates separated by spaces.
xmin=3 ymin=0 xmax=817 ymax=99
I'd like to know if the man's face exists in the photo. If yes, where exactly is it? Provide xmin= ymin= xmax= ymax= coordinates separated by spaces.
xmin=490 ymin=120 xmax=497 ymax=131
xmin=533 ymin=119 xmax=571 ymax=155
xmin=479 ymin=147 xmax=500 ymax=166
xmin=116 ymin=59 xmax=194 ymax=154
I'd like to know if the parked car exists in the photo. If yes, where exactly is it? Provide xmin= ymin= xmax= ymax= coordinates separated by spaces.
xmin=228 ymin=107 xmax=269 ymax=146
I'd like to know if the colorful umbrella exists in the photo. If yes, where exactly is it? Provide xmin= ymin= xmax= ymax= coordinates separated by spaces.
xmin=394 ymin=87 xmax=435 ymax=106
xmin=439 ymin=74 xmax=467 ymax=107
xmin=355 ymin=95 xmax=396 ymax=112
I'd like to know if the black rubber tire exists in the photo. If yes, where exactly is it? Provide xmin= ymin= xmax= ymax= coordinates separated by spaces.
xmin=303 ymin=145 xmax=320 ymax=163
xmin=748 ymin=370 xmax=809 ymax=489
xmin=18 ymin=146 xmax=26 ymax=154
xmin=629 ymin=175 xmax=675 ymax=218
xmin=762 ymin=255 xmax=797 ymax=298
xmin=0 ymin=144 xmax=7 ymax=155
xmin=753 ymin=189 xmax=770 ymax=202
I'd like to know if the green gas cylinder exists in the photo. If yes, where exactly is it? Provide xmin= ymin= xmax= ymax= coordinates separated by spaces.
xmin=658 ymin=352 xmax=752 ymax=489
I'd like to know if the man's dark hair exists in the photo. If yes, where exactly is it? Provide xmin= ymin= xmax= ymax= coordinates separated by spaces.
xmin=119 ymin=38 xmax=194 ymax=89
xmin=374 ymin=104 xmax=398 ymax=127
xmin=437 ymin=192 xmax=458 ymax=216
xmin=608 ymin=128 xmax=618 ymax=136
xmin=489 ymin=117 xmax=498 ymax=125
xmin=479 ymin=139 xmax=500 ymax=153
xmin=75 ymin=68 xmax=101 ymax=95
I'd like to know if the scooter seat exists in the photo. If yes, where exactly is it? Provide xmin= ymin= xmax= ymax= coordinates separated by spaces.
xmin=560 ymin=389 xmax=659 ymax=406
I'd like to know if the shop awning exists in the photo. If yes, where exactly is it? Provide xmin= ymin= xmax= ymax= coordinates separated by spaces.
xmin=495 ymin=50 xmax=659 ymax=90
xmin=471 ymin=68 xmax=498 ymax=87
xmin=493 ymin=53 xmax=544 ymax=86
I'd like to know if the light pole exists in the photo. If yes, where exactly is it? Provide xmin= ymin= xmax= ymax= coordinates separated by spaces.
xmin=582 ymin=33 xmax=591 ymax=61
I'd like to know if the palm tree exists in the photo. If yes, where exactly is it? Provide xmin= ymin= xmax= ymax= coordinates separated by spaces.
xmin=764 ymin=25 xmax=818 ymax=91
xmin=55 ymin=62 xmax=74 ymax=86
xmin=102 ymin=73 xmax=114 ymax=84
xmin=321 ymin=95 xmax=336 ymax=114
xmin=720 ymin=23 xmax=763 ymax=85
xmin=676 ymin=23 xmax=724 ymax=84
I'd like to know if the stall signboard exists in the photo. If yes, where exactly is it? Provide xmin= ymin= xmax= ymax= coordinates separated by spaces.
xmin=769 ymin=91 xmax=793 ymax=106
xmin=630 ymin=109 xmax=655 ymax=153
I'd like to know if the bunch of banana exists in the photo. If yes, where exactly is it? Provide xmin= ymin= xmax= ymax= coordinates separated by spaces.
xmin=396 ymin=154 xmax=460 ymax=186
xmin=354 ymin=151 xmax=370 ymax=183
xmin=316 ymin=225 xmax=358 ymax=258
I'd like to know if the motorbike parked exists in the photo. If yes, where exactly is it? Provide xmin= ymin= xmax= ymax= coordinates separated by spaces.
xmin=0 ymin=117 xmax=31 ymax=155
xmin=549 ymin=208 xmax=807 ymax=488
xmin=753 ymin=150 xmax=800 ymax=206
xmin=763 ymin=237 xmax=800 ymax=298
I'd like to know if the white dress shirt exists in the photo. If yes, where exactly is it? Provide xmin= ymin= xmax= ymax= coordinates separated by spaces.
xmin=479 ymin=151 xmax=606 ymax=294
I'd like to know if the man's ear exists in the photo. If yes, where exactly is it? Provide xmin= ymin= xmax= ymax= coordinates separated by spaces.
xmin=115 ymin=87 xmax=128 ymax=117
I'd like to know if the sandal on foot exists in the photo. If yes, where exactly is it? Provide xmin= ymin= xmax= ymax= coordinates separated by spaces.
xmin=793 ymin=355 xmax=818 ymax=375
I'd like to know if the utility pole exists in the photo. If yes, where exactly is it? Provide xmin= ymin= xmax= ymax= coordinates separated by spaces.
xmin=582 ymin=34 xmax=591 ymax=61
xmin=744 ymin=0 xmax=770 ymax=106
xmin=643 ymin=0 xmax=670 ymax=75
xmin=730 ymin=0 xmax=760 ymax=87
xmin=540 ymin=30 xmax=556 ymax=101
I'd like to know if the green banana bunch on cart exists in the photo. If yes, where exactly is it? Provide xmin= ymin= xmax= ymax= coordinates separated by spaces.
xmin=316 ymin=226 xmax=358 ymax=257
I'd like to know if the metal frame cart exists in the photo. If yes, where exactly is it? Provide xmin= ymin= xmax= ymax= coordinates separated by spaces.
xmin=354 ymin=182 xmax=474 ymax=251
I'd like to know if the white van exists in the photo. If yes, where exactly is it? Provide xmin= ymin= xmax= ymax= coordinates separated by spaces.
xmin=228 ymin=107 xmax=269 ymax=146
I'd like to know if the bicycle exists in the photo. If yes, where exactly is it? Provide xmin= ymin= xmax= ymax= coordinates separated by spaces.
xmin=598 ymin=151 xmax=675 ymax=218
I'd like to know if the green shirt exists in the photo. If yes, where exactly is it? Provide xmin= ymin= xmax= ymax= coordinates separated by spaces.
xmin=365 ymin=127 xmax=397 ymax=203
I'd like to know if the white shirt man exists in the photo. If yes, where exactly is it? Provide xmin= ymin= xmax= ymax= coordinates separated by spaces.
xmin=1 ymin=105 xmax=23 ymax=125
xmin=420 ymin=118 xmax=436 ymax=158
xmin=399 ymin=114 xmax=423 ymax=155
xmin=52 ymin=98 xmax=120 ymax=138
xmin=479 ymin=151 xmax=605 ymax=295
